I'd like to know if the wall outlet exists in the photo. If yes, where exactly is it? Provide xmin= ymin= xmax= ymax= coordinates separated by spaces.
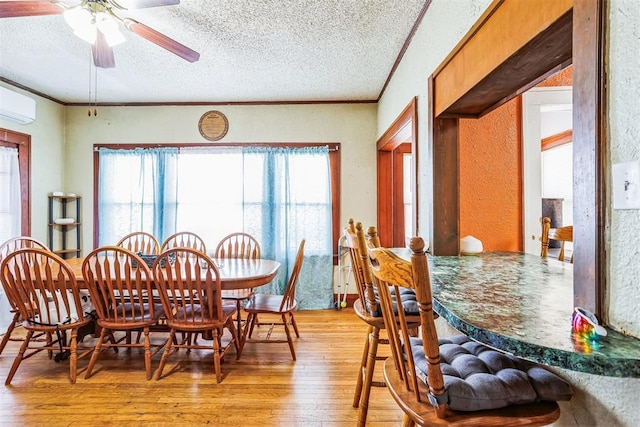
xmin=612 ymin=161 xmax=640 ymax=209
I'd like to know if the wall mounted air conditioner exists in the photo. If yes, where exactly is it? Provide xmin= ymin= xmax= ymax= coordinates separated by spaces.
xmin=0 ymin=86 xmax=36 ymax=124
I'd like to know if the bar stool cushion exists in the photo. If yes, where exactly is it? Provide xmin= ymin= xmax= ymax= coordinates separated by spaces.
xmin=369 ymin=287 xmax=418 ymax=317
xmin=410 ymin=335 xmax=573 ymax=412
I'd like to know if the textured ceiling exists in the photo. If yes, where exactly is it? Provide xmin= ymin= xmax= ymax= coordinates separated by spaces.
xmin=0 ymin=0 xmax=427 ymax=104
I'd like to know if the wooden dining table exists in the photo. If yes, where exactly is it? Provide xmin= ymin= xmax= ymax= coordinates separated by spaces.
xmin=65 ymin=255 xmax=281 ymax=345
xmin=65 ymin=256 xmax=281 ymax=291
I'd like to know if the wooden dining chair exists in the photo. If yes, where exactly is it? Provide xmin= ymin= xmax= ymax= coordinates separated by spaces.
xmin=0 ymin=237 xmax=52 ymax=356
xmin=160 ymin=231 xmax=207 ymax=254
xmin=116 ymin=232 xmax=164 ymax=345
xmin=541 ymin=217 xmax=573 ymax=263
xmin=367 ymin=237 xmax=573 ymax=426
xmin=151 ymin=247 xmax=240 ymax=382
xmin=116 ymin=231 xmax=160 ymax=255
xmin=241 ymin=239 xmax=304 ymax=360
xmin=215 ymin=232 xmax=261 ymax=334
xmin=81 ymin=246 xmax=165 ymax=380
xmin=160 ymin=231 xmax=208 ymax=346
xmin=343 ymin=220 xmax=421 ymax=427
xmin=0 ymin=248 xmax=93 ymax=384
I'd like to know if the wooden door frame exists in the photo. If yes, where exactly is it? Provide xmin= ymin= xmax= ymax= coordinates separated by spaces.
xmin=429 ymin=1 xmax=606 ymax=317
xmin=1 ymin=128 xmax=31 ymax=236
xmin=376 ymin=98 xmax=418 ymax=247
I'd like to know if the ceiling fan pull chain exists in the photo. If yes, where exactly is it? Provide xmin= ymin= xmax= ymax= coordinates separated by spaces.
xmin=88 ymin=49 xmax=92 ymax=117
xmin=94 ymin=63 xmax=98 ymax=117
xmin=87 ymin=51 xmax=98 ymax=117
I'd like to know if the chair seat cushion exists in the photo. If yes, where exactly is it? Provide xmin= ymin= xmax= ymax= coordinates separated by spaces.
xmin=369 ymin=287 xmax=418 ymax=317
xmin=410 ymin=335 xmax=573 ymax=412
xmin=109 ymin=303 xmax=164 ymax=323
xmin=173 ymin=304 xmax=236 ymax=322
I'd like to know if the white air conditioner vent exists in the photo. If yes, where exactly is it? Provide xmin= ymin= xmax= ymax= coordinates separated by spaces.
xmin=0 ymin=86 xmax=36 ymax=124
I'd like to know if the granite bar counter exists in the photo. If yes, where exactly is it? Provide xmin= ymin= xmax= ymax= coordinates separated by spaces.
xmin=422 ymin=252 xmax=640 ymax=377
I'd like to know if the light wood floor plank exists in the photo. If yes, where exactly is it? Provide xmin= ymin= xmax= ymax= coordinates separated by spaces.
xmin=0 ymin=308 xmax=403 ymax=426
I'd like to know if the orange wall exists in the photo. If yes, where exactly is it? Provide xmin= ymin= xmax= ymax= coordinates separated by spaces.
xmin=457 ymin=66 xmax=572 ymax=252
xmin=537 ymin=65 xmax=573 ymax=87
xmin=459 ymin=98 xmax=523 ymax=251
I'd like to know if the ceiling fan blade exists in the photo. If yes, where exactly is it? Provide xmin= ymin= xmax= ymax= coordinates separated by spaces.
xmin=112 ymin=0 xmax=180 ymax=9
xmin=0 ymin=1 xmax=63 ymax=18
xmin=92 ymin=30 xmax=116 ymax=68
xmin=123 ymin=18 xmax=200 ymax=63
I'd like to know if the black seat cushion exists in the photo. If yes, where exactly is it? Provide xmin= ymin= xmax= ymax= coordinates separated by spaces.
xmin=110 ymin=302 xmax=164 ymax=322
xmin=368 ymin=287 xmax=419 ymax=317
xmin=410 ymin=335 xmax=573 ymax=412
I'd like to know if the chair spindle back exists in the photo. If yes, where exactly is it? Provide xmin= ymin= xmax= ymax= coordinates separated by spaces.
xmin=152 ymin=247 xmax=223 ymax=327
xmin=0 ymin=248 xmax=87 ymax=326
xmin=116 ymin=232 xmax=160 ymax=255
xmin=160 ymin=232 xmax=207 ymax=254
xmin=215 ymin=232 xmax=261 ymax=260
xmin=367 ymin=237 xmax=446 ymax=417
xmin=82 ymin=246 xmax=158 ymax=324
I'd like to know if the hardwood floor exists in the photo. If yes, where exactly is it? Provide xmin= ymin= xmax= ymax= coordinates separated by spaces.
xmin=0 ymin=308 xmax=404 ymax=426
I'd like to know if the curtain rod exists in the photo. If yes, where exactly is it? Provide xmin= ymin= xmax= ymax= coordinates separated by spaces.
xmin=94 ymin=143 xmax=340 ymax=152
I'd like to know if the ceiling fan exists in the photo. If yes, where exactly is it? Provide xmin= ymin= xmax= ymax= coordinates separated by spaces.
xmin=0 ymin=0 xmax=200 ymax=68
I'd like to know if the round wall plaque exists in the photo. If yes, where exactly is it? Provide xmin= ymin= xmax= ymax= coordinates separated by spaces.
xmin=198 ymin=110 xmax=229 ymax=141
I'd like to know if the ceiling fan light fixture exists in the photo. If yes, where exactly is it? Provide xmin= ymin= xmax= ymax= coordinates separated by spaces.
xmin=103 ymin=28 xmax=126 ymax=47
xmin=64 ymin=7 xmax=97 ymax=44
xmin=74 ymin=25 xmax=97 ymax=45
xmin=9 ymin=0 xmax=199 ymax=67
xmin=63 ymin=7 xmax=91 ymax=31
xmin=96 ymin=14 xmax=126 ymax=47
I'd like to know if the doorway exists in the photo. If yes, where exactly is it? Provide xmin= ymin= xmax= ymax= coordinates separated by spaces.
xmin=376 ymin=98 xmax=418 ymax=248
xmin=522 ymin=87 xmax=573 ymax=255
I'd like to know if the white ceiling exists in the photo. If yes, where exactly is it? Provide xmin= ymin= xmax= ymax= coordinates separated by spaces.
xmin=0 ymin=0 xmax=427 ymax=104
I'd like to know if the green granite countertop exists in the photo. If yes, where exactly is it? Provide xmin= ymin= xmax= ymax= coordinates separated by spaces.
xmin=424 ymin=252 xmax=640 ymax=377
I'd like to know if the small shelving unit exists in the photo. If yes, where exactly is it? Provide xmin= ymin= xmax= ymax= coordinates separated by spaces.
xmin=48 ymin=195 xmax=81 ymax=259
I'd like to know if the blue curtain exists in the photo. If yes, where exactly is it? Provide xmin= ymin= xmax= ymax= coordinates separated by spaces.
xmin=242 ymin=146 xmax=334 ymax=309
xmin=98 ymin=145 xmax=334 ymax=309
xmin=98 ymin=147 xmax=178 ymax=246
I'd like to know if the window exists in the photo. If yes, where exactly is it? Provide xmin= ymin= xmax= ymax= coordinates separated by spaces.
xmin=94 ymin=143 xmax=340 ymax=309
xmin=0 ymin=146 xmax=21 ymax=242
